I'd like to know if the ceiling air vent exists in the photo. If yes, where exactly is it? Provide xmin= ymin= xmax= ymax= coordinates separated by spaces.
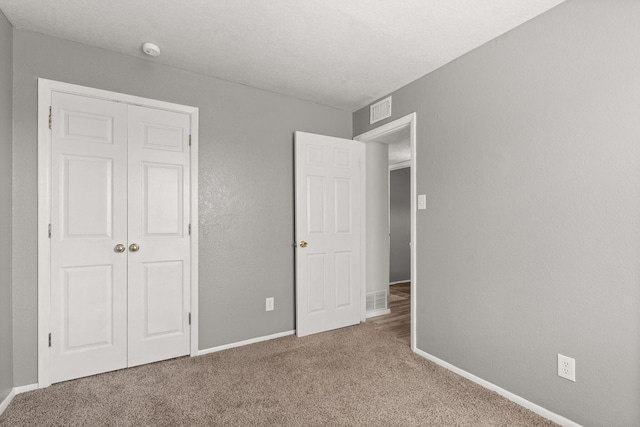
xmin=370 ymin=96 xmax=392 ymax=124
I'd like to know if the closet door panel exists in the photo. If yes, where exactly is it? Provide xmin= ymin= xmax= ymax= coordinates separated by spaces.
xmin=49 ymin=92 xmax=128 ymax=383
xmin=127 ymin=105 xmax=191 ymax=367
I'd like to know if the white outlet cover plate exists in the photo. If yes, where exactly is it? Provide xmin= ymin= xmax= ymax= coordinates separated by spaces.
xmin=266 ymin=297 xmax=274 ymax=311
xmin=557 ymin=354 xmax=576 ymax=382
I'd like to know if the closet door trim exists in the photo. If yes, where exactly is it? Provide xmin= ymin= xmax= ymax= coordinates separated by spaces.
xmin=37 ymin=78 xmax=199 ymax=388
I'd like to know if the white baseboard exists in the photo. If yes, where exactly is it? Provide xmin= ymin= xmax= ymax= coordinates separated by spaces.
xmin=389 ymin=280 xmax=410 ymax=285
xmin=366 ymin=308 xmax=391 ymax=319
xmin=197 ymin=330 xmax=295 ymax=356
xmin=413 ymin=348 xmax=582 ymax=427
xmin=0 ymin=388 xmax=15 ymax=416
xmin=0 ymin=382 xmax=39 ymax=416
xmin=15 ymin=383 xmax=38 ymax=395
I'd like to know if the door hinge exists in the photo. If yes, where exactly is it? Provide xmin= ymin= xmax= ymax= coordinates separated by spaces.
xmin=188 ymin=224 xmax=191 ymax=236
xmin=188 ymin=312 xmax=191 ymax=325
xmin=48 ymin=106 xmax=52 ymax=130
xmin=189 ymin=135 xmax=192 ymax=147
xmin=48 ymin=333 xmax=52 ymax=347
xmin=48 ymin=224 xmax=51 ymax=238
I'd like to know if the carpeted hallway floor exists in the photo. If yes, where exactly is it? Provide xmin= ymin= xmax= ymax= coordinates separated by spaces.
xmin=0 ymin=321 xmax=557 ymax=426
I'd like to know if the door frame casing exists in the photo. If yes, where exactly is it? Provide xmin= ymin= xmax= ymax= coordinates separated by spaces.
xmin=37 ymin=78 xmax=200 ymax=388
xmin=354 ymin=113 xmax=417 ymax=351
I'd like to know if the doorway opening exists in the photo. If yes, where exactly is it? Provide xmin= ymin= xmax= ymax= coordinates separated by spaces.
xmin=354 ymin=113 xmax=417 ymax=351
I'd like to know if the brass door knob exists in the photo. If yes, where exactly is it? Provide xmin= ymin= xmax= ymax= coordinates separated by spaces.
xmin=114 ymin=244 xmax=126 ymax=253
xmin=129 ymin=243 xmax=140 ymax=252
xmin=300 ymin=241 xmax=308 ymax=248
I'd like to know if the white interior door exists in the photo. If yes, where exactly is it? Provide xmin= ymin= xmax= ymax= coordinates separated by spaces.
xmin=127 ymin=105 xmax=191 ymax=367
xmin=295 ymin=131 xmax=362 ymax=337
xmin=50 ymin=92 xmax=128 ymax=382
xmin=49 ymin=92 xmax=191 ymax=382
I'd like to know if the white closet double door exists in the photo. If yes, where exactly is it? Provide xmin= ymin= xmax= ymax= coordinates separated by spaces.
xmin=49 ymin=92 xmax=191 ymax=383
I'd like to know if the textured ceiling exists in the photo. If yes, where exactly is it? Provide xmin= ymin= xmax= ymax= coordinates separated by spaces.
xmin=0 ymin=0 xmax=565 ymax=111
xmin=372 ymin=126 xmax=412 ymax=166
xmin=388 ymin=139 xmax=411 ymax=167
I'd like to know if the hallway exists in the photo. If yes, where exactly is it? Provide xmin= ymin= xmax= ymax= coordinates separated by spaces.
xmin=369 ymin=282 xmax=410 ymax=345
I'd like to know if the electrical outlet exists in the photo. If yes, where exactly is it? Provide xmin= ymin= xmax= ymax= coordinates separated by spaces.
xmin=265 ymin=297 xmax=274 ymax=312
xmin=557 ymin=354 xmax=576 ymax=382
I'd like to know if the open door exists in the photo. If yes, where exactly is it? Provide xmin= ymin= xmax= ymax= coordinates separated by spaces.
xmin=294 ymin=132 xmax=362 ymax=337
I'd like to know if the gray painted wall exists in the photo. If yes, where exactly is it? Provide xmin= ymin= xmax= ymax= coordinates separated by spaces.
xmin=365 ymin=142 xmax=389 ymax=295
xmin=12 ymin=30 xmax=352 ymax=386
xmin=354 ymin=1 xmax=640 ymax=425
xmin=389 ymin=168 xmax=410 ymax=283
xmin=0 ymin=10 xmax=14 ymax=403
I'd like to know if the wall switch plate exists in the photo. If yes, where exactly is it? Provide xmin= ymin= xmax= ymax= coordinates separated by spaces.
xmin=265 ymin=297 xmax=274 ymax=312
xmin=558 ymin=354 xmax=576 ymax=382
xmin=418 ymin=194 xmax=426 ymax=210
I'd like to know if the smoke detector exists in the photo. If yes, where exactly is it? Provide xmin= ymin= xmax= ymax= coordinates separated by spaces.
xmin=142 ymin=42 xmax=161 ymax=57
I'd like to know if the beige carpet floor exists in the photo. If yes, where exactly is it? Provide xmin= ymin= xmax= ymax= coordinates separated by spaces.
xmin=0 ymin=322 xmax=557 ymax=426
